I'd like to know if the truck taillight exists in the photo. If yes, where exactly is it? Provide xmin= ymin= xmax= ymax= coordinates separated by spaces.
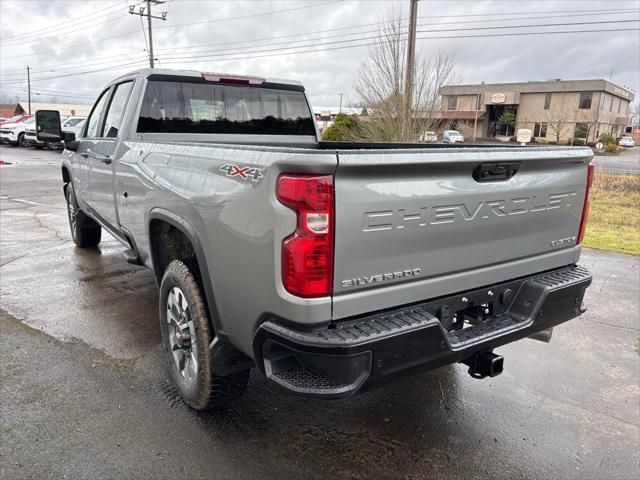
xmin=577 ymin=164 xmax=594 ymax=245
xmin=277 ymin=174 xmax=334 ymax=298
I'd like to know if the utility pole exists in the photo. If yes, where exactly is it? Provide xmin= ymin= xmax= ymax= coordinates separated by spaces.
xmin=473 ymin=94 xmax=479 ymax=141
xmin=338 ymin=93 xmax=344 ymax=114
xmin=129 ymin=0 xmax=167 ymax=68
xmin=404 ymin=0 xmax=419 ymax=138
xmin=27 ymin=66 xmax=31 ymax=114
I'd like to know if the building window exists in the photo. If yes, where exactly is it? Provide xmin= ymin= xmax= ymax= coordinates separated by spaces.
xmin=578 ymin=92 xmax=593 ymax=109
xmin=534 ymin=122 xmax=548 ymax=138
xmin=447 ymin=96 xmax=457 ymax=111
xmin=599 ymin=93 xmax=605 ymax=111
xmin=475 ymin=94 xmax=482 ymax=110
xmin=575 ymin=123 xmax=589 ymax=138
xmin=544 ymin=93 xmax=552 ymax=110
xmin=609 ymin=96 xmax=614 ymax=112
xmin=617 ymin=99 xmax=622 ymax=114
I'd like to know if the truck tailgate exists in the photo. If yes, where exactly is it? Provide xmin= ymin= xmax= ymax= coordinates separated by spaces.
xmin=332 ymin=147 xmax=592 ymax=319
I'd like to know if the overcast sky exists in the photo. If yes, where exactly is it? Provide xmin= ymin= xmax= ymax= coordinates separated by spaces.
xmin=1 ymin=0 xmax=638 ymax=109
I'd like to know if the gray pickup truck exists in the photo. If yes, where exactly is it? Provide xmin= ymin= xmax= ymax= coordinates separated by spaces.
xmin=36 ymin=68 xmax=593 ymax=410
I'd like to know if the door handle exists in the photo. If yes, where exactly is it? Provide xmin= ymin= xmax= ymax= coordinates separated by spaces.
xmin=86 ymin=148 xmax=112 ymax=163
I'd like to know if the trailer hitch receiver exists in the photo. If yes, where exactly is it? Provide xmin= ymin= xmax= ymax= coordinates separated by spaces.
xmin=463 ymin=350 xmax=504 ymax=379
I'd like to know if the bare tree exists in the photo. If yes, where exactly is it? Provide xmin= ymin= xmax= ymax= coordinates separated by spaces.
xmin=576 ymin=106 xmax=602 ymax=143
xmin=545 ymin=93 xmax=572 ymax=142
xmin=353 ymin=13 xmax=458 ymax=142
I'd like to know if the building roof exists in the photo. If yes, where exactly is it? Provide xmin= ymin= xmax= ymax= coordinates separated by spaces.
xmin=440 ymin=79 xmax=634 ymax=101
xmin=0 ymin=105 xmax=15 ymax=118
xmin=436 ymin=111 xmax=486 ymax=120
xmin=313 ymin=106 xmax=364 ymax=116
xmin=15 ymin=102 xmax=92 ymax=117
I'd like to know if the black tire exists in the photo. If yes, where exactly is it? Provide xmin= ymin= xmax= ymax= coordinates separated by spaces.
xmin=17 ymin=133 xmax=25 ymax=147
xmin=65 ymin=182 xmax=101 ymax=247
xmin=159 ymin=260 xmax=250 ymax=410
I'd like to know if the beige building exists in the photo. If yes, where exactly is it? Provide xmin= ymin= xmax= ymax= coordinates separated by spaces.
xmin=438 ymin=79 xmax=634 ymax=143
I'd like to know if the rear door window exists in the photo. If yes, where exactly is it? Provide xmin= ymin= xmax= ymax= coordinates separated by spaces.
xmin=103 ymin=81 xmax=134 ymax=138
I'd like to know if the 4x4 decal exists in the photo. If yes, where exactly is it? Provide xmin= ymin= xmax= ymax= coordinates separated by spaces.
xmin=220 ymin=164 xmax=264 ymax=182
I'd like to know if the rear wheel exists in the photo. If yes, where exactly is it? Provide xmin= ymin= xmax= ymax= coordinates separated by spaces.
xmin=17 ymin=133 xmax=25 ymax=147
xmin=159 ymin=260 xmax=250 ymax=410
xmin=65 ymin=182 xmax=101 ymax=247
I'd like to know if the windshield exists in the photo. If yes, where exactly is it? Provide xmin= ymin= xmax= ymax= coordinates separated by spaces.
xmin=65 ymin=118 xmax=85 ymax=126
xmin=137 ymin=80 xmax=315 ymax=136
xmin=23 ymin=117 xmax=35 ymax=124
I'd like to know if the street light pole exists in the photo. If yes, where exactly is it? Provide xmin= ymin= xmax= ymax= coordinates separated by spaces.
xmin=338 ymin=93 xmax=344 ymax=114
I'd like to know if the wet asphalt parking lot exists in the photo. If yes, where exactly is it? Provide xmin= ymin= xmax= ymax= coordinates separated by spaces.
xmin=1 ymin=145 xmax=639 ymax=480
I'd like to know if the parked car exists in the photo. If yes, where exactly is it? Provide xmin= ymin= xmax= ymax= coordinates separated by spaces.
xmin=0 ymin=116 xmax=35 ymax=146
xmin=421 ymin=131 xmax=438 ymax=142
xmin=618 ymin=136 xmax=635 ymax=148
xmin=0 ymin=114 xmax=32 ymax=127
xmin=442 ymin=130 xmax=464 ymax=143
xmin=24 ymin=115 xmax=69 ymax=148
xmin=36 ymin=68 xmax=593 ymax=410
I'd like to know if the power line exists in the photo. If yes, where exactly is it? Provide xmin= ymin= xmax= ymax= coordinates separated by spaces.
xmin=1 ymin=7 xmax=635 ymax=61
xmin=154 ymin=9 xmax=638 ymax=54
xmin=154 ymin=0 xmax=344 ymax=30
xmin=0 ymin=25 xmax=634 ymax=88
xmin=0 ymin=53 xmax=149 ymax=78
xmin=0 ymin=60 xmax=149 ymax=86
xmin=0 ymin=8 xmax=130 ymax=46
xmin=0 ymin=2 xmax=124 ymax=43
xmin=156 ymin=27 xmax=639 ymax=66
xmin=155 ymin=19 xmax=639 ymax=63
xmin=4 ymin=9 xmax=633 ymax=74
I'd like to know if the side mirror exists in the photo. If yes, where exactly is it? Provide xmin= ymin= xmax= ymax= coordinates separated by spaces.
xmin=62 ymin=131 xmax=79 ymax=152
xmin=36 ymin=110 xmax=62 ymax=142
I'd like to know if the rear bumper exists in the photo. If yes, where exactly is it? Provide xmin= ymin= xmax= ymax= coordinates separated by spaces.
xmin=253 ymin=264 xmax=592 ymax=398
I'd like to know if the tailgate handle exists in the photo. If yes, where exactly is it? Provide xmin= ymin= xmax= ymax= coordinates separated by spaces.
xmin=473 ymin=162 xmax=521 ymax=182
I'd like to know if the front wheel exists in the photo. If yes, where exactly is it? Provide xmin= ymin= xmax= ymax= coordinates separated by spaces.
xmin=17 ymin=133 xmax=25 ymax=147
xmin=159 ymin=260 xmax=250 ymax=410
xmin=65 ymin=182 xmax=101 ymax=247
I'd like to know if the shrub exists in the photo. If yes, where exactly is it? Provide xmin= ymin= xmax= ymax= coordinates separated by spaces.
xmin=537 ymin=138 xmax=549 ymax=145
xmin=598 ymin=133 xmax=616 ymax=145
xmin=558 ymin=139 xmax=569 ymax=145
xmin=572 ymin=138 xmax=586 ymax=146
xmin=321 ymin=113 xmax=363 ymax=141
xmin=604 ymin=143 xmax=618 ymax=153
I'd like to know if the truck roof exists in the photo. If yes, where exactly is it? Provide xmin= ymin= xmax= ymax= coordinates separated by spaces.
xmin=113 ymin=68 xmax=304 ymax=89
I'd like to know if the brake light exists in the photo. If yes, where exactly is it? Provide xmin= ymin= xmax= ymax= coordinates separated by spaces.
xmin=201 ymin=72 xmax=265 ymax=85
xmin=277 ymin=174 xmax=334 ymax=298
xmin=577 ymin=164 xmax=594 ymax=244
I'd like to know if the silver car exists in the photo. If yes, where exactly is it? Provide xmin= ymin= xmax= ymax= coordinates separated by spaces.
xmin=442 ymin=130 xmax=464 ymax=143
xmin=618 ymin=136 xmax=635 ymax=148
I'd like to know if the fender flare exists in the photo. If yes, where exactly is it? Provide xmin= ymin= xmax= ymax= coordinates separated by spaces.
xmin=147 ymin=209 xmax=226 ymax=339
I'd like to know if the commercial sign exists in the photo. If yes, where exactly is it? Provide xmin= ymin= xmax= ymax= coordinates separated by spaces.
xmin=613 ymin=87 xmax=630 ymax=99
xmin=517 ymin=128 xmax=532 ymax=143
xmin=491 ymin=93 xmax=506 ymax=103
